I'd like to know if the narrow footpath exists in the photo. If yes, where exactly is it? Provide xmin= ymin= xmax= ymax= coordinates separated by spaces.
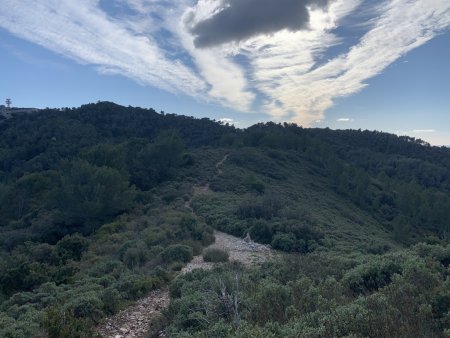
xmin=96 ymin=154 xmax=273 ymax=338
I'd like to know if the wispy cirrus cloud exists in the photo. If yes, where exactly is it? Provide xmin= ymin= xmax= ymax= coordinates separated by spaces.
xmin=0 ymin=0 xmax=206 ymax=97
xmin=1 ymin=0 xmax=449 ymax=124
xmin=240 ymin=0 xmax=450 ymax=124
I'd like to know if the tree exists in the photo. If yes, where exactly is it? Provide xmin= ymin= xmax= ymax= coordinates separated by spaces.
xmin=54 ymin=160 xmax=135 ymax=231
xmin=129 ymin=132 xmax=185 ymax=190
xmin=0 ymin=172 xmax=57 ymax=222
xmin=80 ymin=143 xmax=128 ymax=174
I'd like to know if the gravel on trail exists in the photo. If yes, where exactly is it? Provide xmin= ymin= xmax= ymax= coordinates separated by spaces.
xmin=96 ymin=155 xmax=274 ymax=337
xmin=96 ymin=231 xmax=274 ymax=337
xmin=96 ymin=288 xmax=169 ymax=338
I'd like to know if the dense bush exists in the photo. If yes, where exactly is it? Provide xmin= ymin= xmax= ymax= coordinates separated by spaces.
xmin=1 ymin=103 xmax=449 ymax=337
xmin=167 ymin=245 xmax=449 ymax=337
xmin=56 ymin=233 xmax=89 ymax=262
xmin=249 ymin=220 xmax=273 ymax=244
xmin=236 ymin=195 xmax=284 ymax=220
xmin=161 ymin=245 xmax=193 ymax=263
xmin=203 ymin=248 xmax=229 ymax=263
xmin=0 ymin=190 xmax=212 ymax=336
xmin=343 ymin=257 xmax=403 ymax=295
xmin=44 ymin=307 xmax=94 ymax=338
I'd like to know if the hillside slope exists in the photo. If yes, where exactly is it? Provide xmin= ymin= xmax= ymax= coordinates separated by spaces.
xmin=0 ymin=102 xmax=448 ymax=337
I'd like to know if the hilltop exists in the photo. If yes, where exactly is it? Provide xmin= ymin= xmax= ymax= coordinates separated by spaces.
xmin=0 ymin=105 xmax=39 ymax=119
xmin=0 ymin=102 xmax=448 ymax=337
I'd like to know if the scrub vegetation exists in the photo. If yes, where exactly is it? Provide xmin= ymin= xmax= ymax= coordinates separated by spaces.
xmin=0 ymin=102 xmax=448 ymax=337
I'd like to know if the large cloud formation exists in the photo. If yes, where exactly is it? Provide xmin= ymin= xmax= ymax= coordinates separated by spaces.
xmin=1 ymin=0 xmax=450 ymax=125
xmin=190 ymin=0 xmax=331 ymax=48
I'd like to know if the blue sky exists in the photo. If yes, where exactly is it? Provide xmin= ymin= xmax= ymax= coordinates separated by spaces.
xmin=0 ymin=0 xmax=449 ymax=145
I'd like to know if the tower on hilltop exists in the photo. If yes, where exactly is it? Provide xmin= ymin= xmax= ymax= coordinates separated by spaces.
xmin=5 ymin=98 xmax=12 ymax=108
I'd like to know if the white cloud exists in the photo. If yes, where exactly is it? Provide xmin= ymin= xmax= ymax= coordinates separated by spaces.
xmin=218 ymin=118 xmax=239 ymax=126
xmin=242 ymin=0 xmax=450 ymax=125
xmin=412 ymin=129 xmax=437 ymax=133
xmin=0 ymin=0 xmax=206 ymax=97
xmin=337 ymin=118 xmax=354 ymax=122
xmin=396 ymin=129 xmax=437 ymax=136
xmin=1 ymin=0 xmax=450 ymax=124
xmin=175 ymin=1 xmax=255 ymax=110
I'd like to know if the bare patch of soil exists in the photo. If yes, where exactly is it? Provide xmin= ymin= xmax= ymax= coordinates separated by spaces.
xmin=182 ymin=231 xmax=273 ymax=274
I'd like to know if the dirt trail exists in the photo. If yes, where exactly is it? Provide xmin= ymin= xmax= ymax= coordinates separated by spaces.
xmin=182 ymin=231 xmax=273 ymax=274
xmin=96 ymin=289 xmax=169 ymax=338
xmin=215 ymin=154 xmax=229 ymax=175
xmin=97 ymin=154 xmax=273 ymax=338
xmin=184 ymin=154 xmax=227 ymax=213
xmin=183 ymin=184 xmax=209 ymax=213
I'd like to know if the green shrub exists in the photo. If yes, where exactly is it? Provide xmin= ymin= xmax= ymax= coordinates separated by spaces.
xmin=161 ymin=245 xmax=193 ymax=263
xmin=203 ymin=248 xmax=229 ymax=263
xmin=244 ymin=176 xmax=265 ymax=194
xmin=101 ymin=288 xmax=122 ymax=314
xmin=123 ymin=246 xmax=148 ymax=269
xmin=170 ymin=262 xmax=184 ymax=271
xmin=147 ymin=313 xmax=168 ymax=338
xmin=249 ymin=220 xmax=273 ymax=244
xmin=201 ymin=231 xmax=216 ymax=246
xmin=88 ymin=259 xmax=123 ymax=277
xmin=116 ymin=275 xmax=161 ymax=300
xmin=271 ymin=233 xmax=297 ymax=252
xmin=44 ymin=306 xmax=94 ymax=338
xmin=343 ymin=258 xmax=402 ymax=295
xmin=68 ymin=294 xmax=103 ymax=321
xmin=0 ymin=310 xmax=42 ymax=338
xmin=180 ymin=239 xmax=203 ymax=256
xmin=253 ymin=281 xmax=292 ymax=324
xmin=56 ymin=233 xmax=89 ymax=262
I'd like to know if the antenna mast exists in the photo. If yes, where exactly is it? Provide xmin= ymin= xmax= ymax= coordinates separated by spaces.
xmin=5 ymin=98 xmax=12 ymax=108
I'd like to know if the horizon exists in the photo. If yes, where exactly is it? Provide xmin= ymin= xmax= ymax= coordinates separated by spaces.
xmin=2 ymin=100 xmax=449 ymax=149
xmin=1 ymin=0 xmax=449 ymax=145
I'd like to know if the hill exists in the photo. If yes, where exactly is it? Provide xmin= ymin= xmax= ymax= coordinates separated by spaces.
xmin=0 ymin=102 xmax=448 ymax=337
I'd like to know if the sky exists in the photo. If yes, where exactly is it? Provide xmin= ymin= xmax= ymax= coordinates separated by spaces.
xmin=0 ymin=0 xmax=449 ymax=145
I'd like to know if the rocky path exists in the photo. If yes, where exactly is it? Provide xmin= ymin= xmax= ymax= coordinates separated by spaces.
xmin=182 ymin=231 xmax=273 ymax=274
xmin=96 ymin=289 xmax=169 ymax=338
xmin=97 ymin=154 xmax=274 ymax=337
